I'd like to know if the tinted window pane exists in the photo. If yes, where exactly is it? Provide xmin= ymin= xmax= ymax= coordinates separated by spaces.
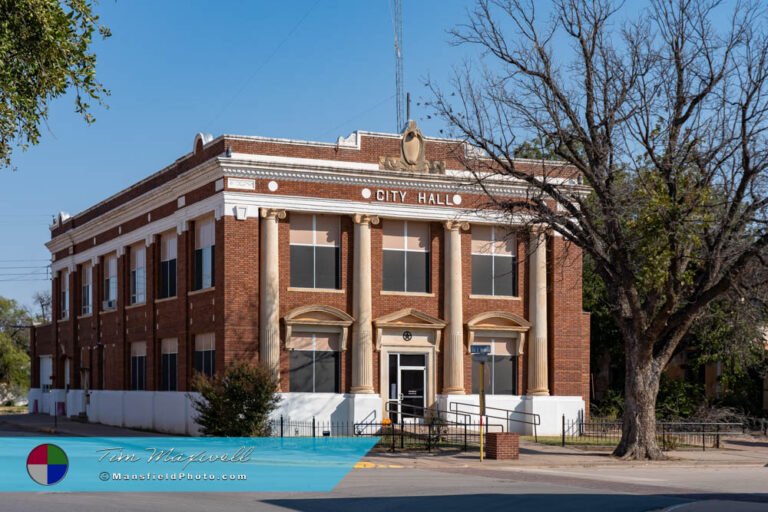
xmin=314 ymin=246 xmax=340 ymax=289
xmin=209 ymin=246 xmax=215 ymax=288
xmin=202 ymin=246 xmax=213 ymax=289
xmin=163 ymin=259 xmax=178 ymax=297
xmin=290 ymin=246 xmax=314 ymax=288
xmin=471 ymin=359 xmax=483 ymax=394
xmin=159 ymin=261 xmax=169 ymax=298
xmin=383 ymin=250 xmax=405 ymax=291
xmin=205 ymin=350 xmax=215 ymax=377
xmin=161 ymin=354 xmax=177 ymax=391
xmin=194 ymin=249 xmax=203 ymax=290
xmin=131 ymin=356 xmax=146 ymax=390
xmin=289 ymin=351 xmax=314 ymax=392
xmin=493 ymin=256 xmax=516 ymax=296
xmin=472 ymin=255 xmax=493 ymax=295
xmin=493 ymin=355 xmax=517 ymax=395
xmin=168 ymin=259 xmax=177 ymax=297
xmin=399 ymin=354 xmax=425 ymax=366
xmin=406 ymin=251 xmax=429 ymax=292
xmin=314 ymin=351 xmax=339 ymax=392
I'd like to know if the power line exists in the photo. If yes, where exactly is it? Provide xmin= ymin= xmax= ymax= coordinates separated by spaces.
xmin=206 ymin=0 xmax=322 ymax=128
xmin=0 ymin=259 xmax=50 ymax=262
xmin=0 ymin=278 xmax=50 ymax=282
xmin=322 ymin=94 xmax=395 ymax=139
xmin=0 ymin=266 xmax=51 ymax=270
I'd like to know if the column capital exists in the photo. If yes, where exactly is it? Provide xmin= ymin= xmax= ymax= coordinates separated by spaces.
xmin=444 ymin=220 xmax=469 ymax=232
xmin=352 ymin=214 xmax=380 ymax=226
xmin=529 ymin=223 xmax=549 ymax=235
xmin=260 ymin=208 xmax=287 ymax=220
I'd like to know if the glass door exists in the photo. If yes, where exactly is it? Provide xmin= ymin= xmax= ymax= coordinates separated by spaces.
xmin=388 ymin=353 xmax=426 ymax=423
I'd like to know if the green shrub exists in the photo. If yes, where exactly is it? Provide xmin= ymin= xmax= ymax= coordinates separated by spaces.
xmin=591 ymin=388 xmax=624 ymax=419
xmin=656 ymin=375 xmax=705 ymax=420
xmin=190 ymin=361 xmax=281 ymax=437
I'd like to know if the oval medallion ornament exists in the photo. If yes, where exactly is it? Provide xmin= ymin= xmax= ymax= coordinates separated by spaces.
xmin=402 ymin=330 xmax=413 ymax=341
xmin=401 ymin=121 xmax=425 ymax=166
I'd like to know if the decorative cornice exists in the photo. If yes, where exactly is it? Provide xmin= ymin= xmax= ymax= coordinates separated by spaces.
xmin=221 ymin=165 xmax=539 ymax=197
xmin=47 ymin=160 xmax=223 ymax=253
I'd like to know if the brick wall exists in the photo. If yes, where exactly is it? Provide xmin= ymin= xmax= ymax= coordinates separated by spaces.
xmin=485 ymin=432 xmax=520 ymax=460
xmin=32 ymin=130 xmax=590 ymax=403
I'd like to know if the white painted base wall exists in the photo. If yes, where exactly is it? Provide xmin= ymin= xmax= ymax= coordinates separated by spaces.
xmin=27 ymin=388 xmax=201 ymax=435
xmin=27 ymin=389 xmax=583 ymax=437
xmin=438 ymin=394 xmax=585 ymax=436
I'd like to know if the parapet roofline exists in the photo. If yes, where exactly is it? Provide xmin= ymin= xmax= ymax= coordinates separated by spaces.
xmin=49 ymin=128 xmax=572 ymax=232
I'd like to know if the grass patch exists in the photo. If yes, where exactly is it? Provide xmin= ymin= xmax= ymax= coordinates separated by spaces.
xmin=0 ymin=405 xmax=27 ymax=415
xmin=522 ymin=435 xmax=619 ymax=447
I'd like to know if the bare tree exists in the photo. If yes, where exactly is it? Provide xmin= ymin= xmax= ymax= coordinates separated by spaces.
xmin=32 ymin=291 xmax=51 ymax=324
xmin=430 ymin=0 xmax=768 ymax=459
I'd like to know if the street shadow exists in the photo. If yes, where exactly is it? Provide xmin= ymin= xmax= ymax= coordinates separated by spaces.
xmin=263 ymin=493 xmax=767 ymax=512
xmin=724 ymin=439 xmax=768 ymax=449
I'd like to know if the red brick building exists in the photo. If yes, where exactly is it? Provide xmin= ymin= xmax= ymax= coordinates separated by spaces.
xmin=29 ymin=123 xmax=590 ymax=434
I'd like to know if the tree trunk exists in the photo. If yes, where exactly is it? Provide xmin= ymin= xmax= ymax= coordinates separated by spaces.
xmin=612 ymin=353 xmax=665 ymax=460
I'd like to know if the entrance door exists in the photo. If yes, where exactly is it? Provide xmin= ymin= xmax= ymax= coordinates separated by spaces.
xmin=388 ymin=353 xmax=426 ymax=423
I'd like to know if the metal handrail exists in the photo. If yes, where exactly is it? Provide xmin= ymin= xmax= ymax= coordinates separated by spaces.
xmin=353 ymin=409 xmax=378 ymax=435
xmin=448 ymin=401 xmax=541 ymax=441
xmin=384 ymin=399 xmax=472 ymax=426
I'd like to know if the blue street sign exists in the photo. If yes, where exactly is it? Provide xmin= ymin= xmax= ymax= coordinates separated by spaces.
xmin=470 ymin=345 xmax=491 ymax=354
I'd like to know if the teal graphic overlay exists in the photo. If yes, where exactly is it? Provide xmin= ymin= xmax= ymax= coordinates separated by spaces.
xmin=1 ymin=437 xmax=378 ymax=492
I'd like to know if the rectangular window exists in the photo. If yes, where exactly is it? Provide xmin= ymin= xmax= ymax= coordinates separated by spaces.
xmin=288 ymin=333 xmax=341 ymax=393
xmin=130 ymin=245 xmax=146 ymax=305
xmin=81 ymin=263 xmax=92 ymax=315
xmin=59 ymin=270 xmax=69 ymax=320
xmin=103 ymin=254 xmax=118 ymax=310
xmin=470 ymin=338 xmax=518 ymax=395
xmin=289 ymin=214 xmax=341 ymax=289
xmin=193 ymin=218 xmax=215 ymax=290
xmin=194 ymin=333 xmax=215 ymax=378
xmin=160 ymin=338 xmax=178 ymax=391
xmin=159 ymin=232 xmax=177 ymax=299
xmin=382 ymin=220 xmax=430 ymax=293
xmin=471 ymin=226 xmax=517 ymax=296
xmin=130 ymin=342 xmax=147 ymax=391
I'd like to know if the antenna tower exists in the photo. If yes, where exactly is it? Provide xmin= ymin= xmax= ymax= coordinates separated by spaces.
xmin=393 ymin=0 xmax=404 ymax=131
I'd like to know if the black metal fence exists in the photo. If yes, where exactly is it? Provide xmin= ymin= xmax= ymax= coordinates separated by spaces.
xmin=561 ymin=416 xmax=745 ymax=450
xmin=269 ymin=416 xmax=503 ymax=452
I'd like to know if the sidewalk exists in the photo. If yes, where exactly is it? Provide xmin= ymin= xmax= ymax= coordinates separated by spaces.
xmin=363 ymin=438 xmax=768 ymax=469
xmin=0 ymin=413 xmax=168 ymax=437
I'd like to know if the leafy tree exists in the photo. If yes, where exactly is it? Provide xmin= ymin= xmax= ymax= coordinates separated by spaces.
xmin=0 ymin=0 xmax=110 ymax=168
xmin=431 ymin=0 xmax=768 ymax=459
xmin=190 ymin=361 xmax=281 ymax=437
xmin=0 ymin=297 xmax=32 ymax=403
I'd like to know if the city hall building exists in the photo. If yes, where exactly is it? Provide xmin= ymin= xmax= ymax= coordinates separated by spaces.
xmin=28 ymin=123 xmax=590 ymax=435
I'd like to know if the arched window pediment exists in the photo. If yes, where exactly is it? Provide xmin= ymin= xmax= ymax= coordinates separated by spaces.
xmin=283 ymin=305 xmax=354 ymax=351
xmin=466 ymin=311 xmax=531 ymax=355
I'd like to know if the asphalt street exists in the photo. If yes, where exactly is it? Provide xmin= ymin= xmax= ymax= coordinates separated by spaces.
xmin=2 ymin=415 xmax=766 ymax=511
xmin=1 ymin=463 xmax=766 ymax=511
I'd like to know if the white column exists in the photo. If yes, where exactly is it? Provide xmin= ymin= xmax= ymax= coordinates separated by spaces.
xmin=351 ymin=214 xmax=378 ymax=393
xmin=443 ymin=221 xmax=468 ymax=394
xmin=260 ymin=208 xmax=286 ymax=380
xmin=528 ymin=228 xmax=550 ymax=396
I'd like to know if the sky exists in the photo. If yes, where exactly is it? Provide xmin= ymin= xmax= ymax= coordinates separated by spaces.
xmin=0 ymin=0 xmax=653 ymax=310
xmin=0 ymin=0 xmax=485 ymax=309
